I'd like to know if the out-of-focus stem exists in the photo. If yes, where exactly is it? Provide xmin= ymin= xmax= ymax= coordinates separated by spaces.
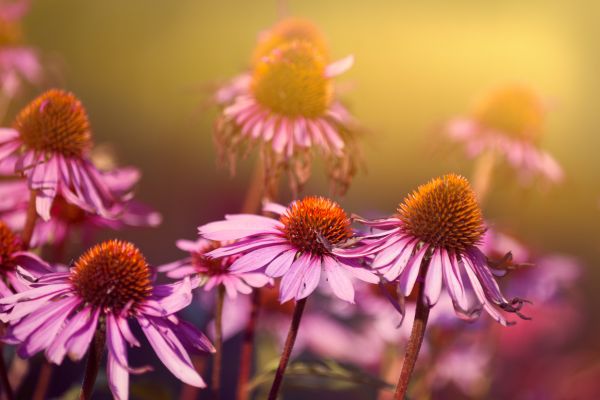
xmin=32 ymin=362 xmax=53 ymax=400
xmin=267 ymin=298 xmax=307 ymax=400
xmin=471 ymin=151 xmax=496 ymax=206
xmin=236 ymin=290 xmax=261 ymax=400
xmin=0 ymin=343 xmax=14 ymax=400
xmin=21 ymin=190 xmax=38 ymax=250
xmin=393 ymin=283 xmax=430 ymax=399
xmin=211 ymin=286 xmax=225 ymax=400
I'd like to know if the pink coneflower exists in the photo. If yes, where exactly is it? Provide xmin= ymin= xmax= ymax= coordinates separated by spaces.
xmin=199 ymin=196 xmax=377 ymax=303
xmin=352 ymin=174 xmax=528 ymax=325
xmin=0 ymin=240 xmax=214 ymax=399
xmin=158 ymin=238 xmax=270 ymax=299
xmin=0 ymin=0 xmax=42 ymax=99
xmin=0 ymin=167 xmax=161 ymax=247
xmin=214 ymin=39 xmax=360 ymax=195
xmin=0 ymin=89 xmax=122 ymax=220
xmin=347 ymin=174 xmax=529 ymax=399
xmin=443 ymin=84 xmax=563 ymax=185
xmin=0 ymin=219 xmax=51 ymax=295
xmin=199 ymin=196 xmax=377 ymax=400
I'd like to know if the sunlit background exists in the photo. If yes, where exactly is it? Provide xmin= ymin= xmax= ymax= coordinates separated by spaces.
xmin=10 ymin=0 xmax=600 ymax=398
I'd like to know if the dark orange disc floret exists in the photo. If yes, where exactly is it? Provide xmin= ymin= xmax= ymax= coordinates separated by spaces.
xmin=14 ymin=89 xmax=92 ymax=157
xmin=0 ymin=221 xmax=23 ymax=272
xmin=280 ymin=196 xmax=352 ymax=256
xmin=398 ymin=174 xmax=486 ymax=252
xmin=71 ymin=240 xmax=152 ymax=313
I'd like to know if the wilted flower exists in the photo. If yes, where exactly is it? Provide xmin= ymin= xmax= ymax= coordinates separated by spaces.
xmin=158 ymin=238 xmax=270 ymax=299
xmin=443 ymin=84 xmax=563 ymax=184
xmin=0 ymin=89 xmax=130 ymax=220
xmin=0 ymin=240 xmax=214 ymax=399
xmin=348 ymin=174 xmax=529 ymax=325
xmin=198 ymin=196 xmax=377 ymax=303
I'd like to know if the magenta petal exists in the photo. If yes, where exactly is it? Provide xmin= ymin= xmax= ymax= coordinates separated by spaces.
xmin=46 ymin=306 xmax=93 ymax=364
xmin=323 ymin=256 xmax=354 ymax=303
xmin=264 ymin=249 xmax=296 ymax=278
xmin=149 ymin=277 xmax=193 ymax=315
xmin=138 ymin=316 xmax=206 ymax=387
xmin=398 ymin=244 xmax=429 ymax=296
xmin=107 ymin=352 xmax=128 ymax=400
xmin=65 ymin=308 xmax=100 ymax=361
xmin=229 ymin=244 xmax=290 ymax=273
xmin=279 ymin=254 xmax=312 ymax=303
xmin=424 ymin=248 xmax=443 ymax=307
xmin=297 ymin=258 xmax=321 ymax=300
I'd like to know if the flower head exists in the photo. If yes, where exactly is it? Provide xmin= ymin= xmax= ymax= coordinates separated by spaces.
xmin=444 ymin=84 xmax=563 ymax=185
xmin=214 ymin=33 xmax=360 ymax=195
xmin=348 ymin=174 xmax=529 ymax=325
xmin=0 ymin=239 xmax=214 ymax=399
xmin=198 ymin=196 xmax=378 ymax=303
xmin=158 ymin=238 xmax=270 ymax=299
xmin=0 ymin=89 xmax=130 ymax=220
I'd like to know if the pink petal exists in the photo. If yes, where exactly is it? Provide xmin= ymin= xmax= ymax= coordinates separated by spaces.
xmin=324 ymin=55 xmax=354 ymax=78
xmin=323 ymin=257 xmax=354 ymax=303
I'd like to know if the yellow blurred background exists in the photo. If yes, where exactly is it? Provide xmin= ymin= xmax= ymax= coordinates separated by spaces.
xmin=19 ymin=0 xmax=600 ymax=335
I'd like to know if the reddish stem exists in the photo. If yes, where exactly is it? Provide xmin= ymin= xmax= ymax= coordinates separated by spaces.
xmin=79 ymin=329 xmax=105 ymax=400
xmin=393 ymin=283 xmax=430 ymax=399
xmin=0 ymin=343 xmax=14 ymax=400
xmin=21 ymin=190 xmax=38 ymax=250
xmin=236 ymin=290 xmax=261 ymax=400
xmin=267 ymin=298 xmax=307 ymax=400
xmin=211 ymin=286 xmax=225 ymax=400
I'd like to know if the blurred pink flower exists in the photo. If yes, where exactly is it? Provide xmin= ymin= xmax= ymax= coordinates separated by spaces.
xmin=198 ymin=196 xmax=378 ymax=303
xmin=346 ymin=174 xmax=529 ymax=325
xmin=443 ymin=84 xmax=563 ymax=185
xmin=0 ymin=90 xmax=126 ymax=220
xmin=0 ymin=240 xmax=214 ymax=399
xmin=0 ymin=167 xmax=161 ymax=247
xmin=214 ymin=39 xmax=360 ymax=194
xmin=0 ymin=0 xmax=42 ymax=99
xmin=158 ymin=238 xmax=270 ymax=299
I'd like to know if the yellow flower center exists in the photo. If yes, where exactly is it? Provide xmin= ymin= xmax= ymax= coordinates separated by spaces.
xmin=280 ymin=196 xmax=352 ymax=256
xmin=398 ymin=174 xmax=485 ymax=252
xmin=14 ymin=89 xmax=92 ymax=158
xmin=71 ymin=240 xmax=152 ymax=312
xmin=252 ymin=17 xmax=328 ymax=65
xmin=472 ymin=85 xmax=545 ymax=141
xmin=252 ymin=41 xmax=332 ymax=118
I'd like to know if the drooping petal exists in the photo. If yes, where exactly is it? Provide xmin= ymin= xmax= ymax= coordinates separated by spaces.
xmin=423 ymin=248 xmax=443 ymax=307
xmin=398 ymin=244 xmax=429 ymax=296
xmin=323 ymin=256 xmax=354 ymax=303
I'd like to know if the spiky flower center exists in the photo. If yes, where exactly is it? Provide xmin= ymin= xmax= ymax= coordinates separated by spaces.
xmin=14 ymin=89 xmax=92 ymax=157
xmin=252 ymin=17 xmax=328 ymax=65
xmin=252 ymin=41 xmax=332 ymax=118
xmin=472 ymin=85 xmax=545 ymax=141
xmin=280 ymin=196 xmax=352 ymax=256
xmin=398 ymin=174 xmax=485 ymax=252
xmin=71 ymin=240 xmax=152 ymax=312
xmin=0 ymin=222 xmax=22 ymax=272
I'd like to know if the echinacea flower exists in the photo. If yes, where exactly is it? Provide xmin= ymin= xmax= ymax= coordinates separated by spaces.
xmin=198 ymin=196 xmax=378 ymax=303
xmin=0 ymin=219 xmax=52 ymax=295
xmin=443 ymin=84 xmax=563 ymax=184
xmin=0 ymin=0 xmax=42 ymax=99
xmin=0 ymin=240 xmax=214 ymax=399
xmin=0 ymin=167 xmax=161 ymax=247
xmin=0 ymin=89 xmax=124 ymax=220
xmin=348 ymin=174 xmax=529 ymax=325
xmin=158 ymin=238 xmax=270 ymax=299
xmin=214 ymin=39 xmax=360 ymax=195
